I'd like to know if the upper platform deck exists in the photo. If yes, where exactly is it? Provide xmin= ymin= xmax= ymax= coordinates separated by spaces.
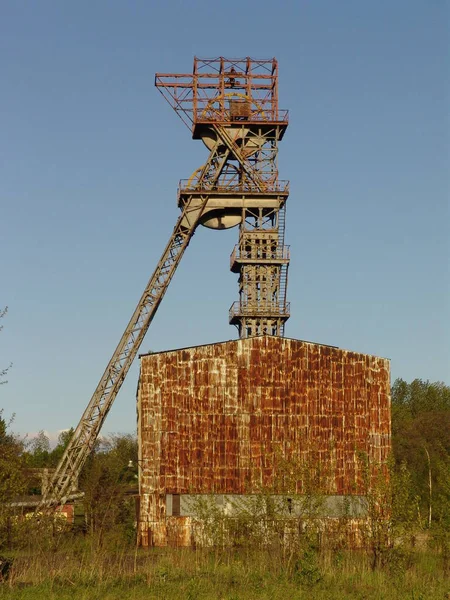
xmin=155 ymin=57 xmax=289 ymax=135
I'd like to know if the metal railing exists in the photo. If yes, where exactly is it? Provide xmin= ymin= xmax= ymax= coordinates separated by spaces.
xmin=194 ymin=108 xmax=289 ymax=124
xmin=229 ymin=301 xmax=291 ymax=320
xmin=178 ymin=179 xmax=289 ymax=196
xmin=230 ymin=245 xmax=290 ymax=267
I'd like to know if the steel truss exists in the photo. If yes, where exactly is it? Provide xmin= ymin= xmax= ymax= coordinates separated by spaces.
xmin=41 ymin=57 xmax=290 ymax=508
xmin=157 ymin=57 xmax=290 ymax=337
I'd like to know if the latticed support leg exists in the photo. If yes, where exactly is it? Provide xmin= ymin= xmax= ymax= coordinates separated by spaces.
xmin=230 ymin=204 xmax=290 ymax=338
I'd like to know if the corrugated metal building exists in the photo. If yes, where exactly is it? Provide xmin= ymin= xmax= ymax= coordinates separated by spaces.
xmin=136 ymin=335 xmax=390 ymax=547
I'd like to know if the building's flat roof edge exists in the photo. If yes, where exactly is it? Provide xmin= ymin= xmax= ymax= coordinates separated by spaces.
xmin=139 ymin=335 xmax=390 ymax=362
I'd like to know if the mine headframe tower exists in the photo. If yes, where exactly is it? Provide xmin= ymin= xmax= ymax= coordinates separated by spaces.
xmin=156 ymin=56 xmax=290 ymax=337
xmin=40 ymin=57 xmax=290 ymax=510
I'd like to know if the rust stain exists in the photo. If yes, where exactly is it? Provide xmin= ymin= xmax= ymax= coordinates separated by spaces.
xmin=137 ymin=336 xmax=391 ymax=547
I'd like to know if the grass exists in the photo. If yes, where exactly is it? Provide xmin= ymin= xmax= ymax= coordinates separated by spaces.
xmin=0 ymin=542 xmax=448 ymax=600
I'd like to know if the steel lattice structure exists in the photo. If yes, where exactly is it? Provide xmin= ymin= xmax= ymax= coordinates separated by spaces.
xmin=41 ymin=57 xmax=290 ymax=509
xmin=156 ymin=57 xmax=290 ymax=337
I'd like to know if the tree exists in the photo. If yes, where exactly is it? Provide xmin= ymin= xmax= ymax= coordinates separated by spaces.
xmin=0 ymin=412 xmax=26 ymax=548
xmin=49 ymin=428 xmax=74 ymax=466
xmin=26 ymin=431 xmax=51 ymax=468
xmin=391 ymin=378 xmax=450 ymax=526
xmin=79 ymin=433 xmax=138 ymax=544
xmin=0 ymin=307 xmax=12 ymax=385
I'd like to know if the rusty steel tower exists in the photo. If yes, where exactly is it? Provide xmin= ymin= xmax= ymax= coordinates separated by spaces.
xmin=41 ymin=57 xmax=290 ymax=510
xmin=156 ymin=57 xmax=290 ymax=337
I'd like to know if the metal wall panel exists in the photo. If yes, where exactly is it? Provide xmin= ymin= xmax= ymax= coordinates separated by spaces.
xmin=137 ymin=336 xmax=391 ymax=547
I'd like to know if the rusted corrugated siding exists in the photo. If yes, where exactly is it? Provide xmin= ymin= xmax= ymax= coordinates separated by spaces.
xmin=137 ymin=336 xmax=390 ymax=547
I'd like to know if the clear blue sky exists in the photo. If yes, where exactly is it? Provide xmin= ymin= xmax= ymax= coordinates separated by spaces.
xmin=1 ymin=1 xmax=448 ymax=441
